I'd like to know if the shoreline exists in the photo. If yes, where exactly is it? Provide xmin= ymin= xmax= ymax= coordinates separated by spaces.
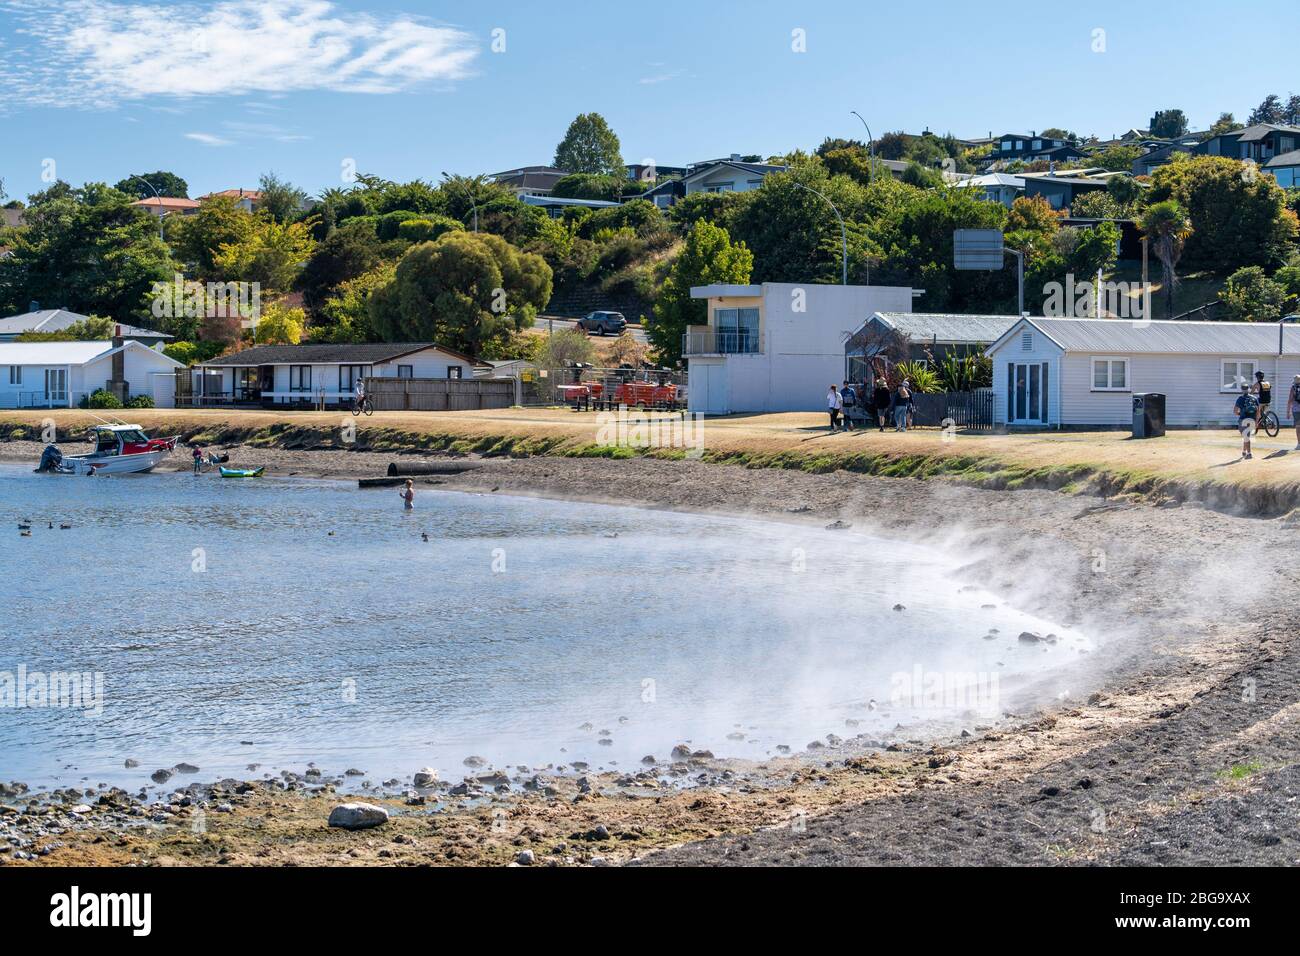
xmin=3 ymin=442 xmax=1298 ymax=865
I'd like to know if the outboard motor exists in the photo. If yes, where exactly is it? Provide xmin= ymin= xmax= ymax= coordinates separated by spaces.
xmin=36 ymin=445 xmax=64 ymax=473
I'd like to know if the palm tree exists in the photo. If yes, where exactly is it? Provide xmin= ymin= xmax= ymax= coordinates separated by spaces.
xmin=1140 ymin=201 xmax=1193 ymax=319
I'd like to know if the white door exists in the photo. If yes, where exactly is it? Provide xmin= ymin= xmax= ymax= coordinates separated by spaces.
xmin=1006 ymin=362 xmax=1049 ymax=424
xmin=44 ymin=369 xmax=67 ymax=406
xmin=688 ymin=363 xmax=729 ymax=415
xmin=150 ymin=372 xmax=176 ymax=408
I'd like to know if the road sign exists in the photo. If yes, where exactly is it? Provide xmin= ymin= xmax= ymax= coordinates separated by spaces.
xmin=954 ymin=229 xmax=1005 ymax=270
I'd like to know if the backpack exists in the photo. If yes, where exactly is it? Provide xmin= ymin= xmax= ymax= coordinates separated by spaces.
xmin=1239 ymin=394 xmax=1259 ymax=416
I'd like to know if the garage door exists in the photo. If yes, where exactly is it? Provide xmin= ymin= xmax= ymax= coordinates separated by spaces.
xmin=150 ymin=372 xmax=176 ymax=408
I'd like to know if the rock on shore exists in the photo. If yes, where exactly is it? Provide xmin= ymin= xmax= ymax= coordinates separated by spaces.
xmin=328 ymin=802 xmax=389 ymax=831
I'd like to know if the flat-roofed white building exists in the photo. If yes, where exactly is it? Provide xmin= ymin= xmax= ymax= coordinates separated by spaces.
xmin=684 ymin=282 xmax=915 ymax=415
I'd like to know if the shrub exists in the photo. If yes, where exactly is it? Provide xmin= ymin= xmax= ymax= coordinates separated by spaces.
xmin=397 ymin=215 xmax=463 ymax=244
xmin=83 ymin=389 xmax=123 ymax=409
xmin=127 ymin=394 xmax=156 ymax=408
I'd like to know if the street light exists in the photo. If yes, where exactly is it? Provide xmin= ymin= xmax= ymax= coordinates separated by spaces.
xmin=792 ymin=181 xmax=849 ymax=285
xmin=850 ymin=111 xmax=876 ymax=185
xmin=130 ymin=174 xmax=166 ymax=241
xmin=441 ymin=171 xmax=478 ymax=232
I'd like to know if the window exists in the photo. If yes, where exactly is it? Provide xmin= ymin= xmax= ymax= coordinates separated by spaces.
xmin=447 ymin=366 xmax=462 ymax=379
xmin=1092 ymin=358 xmax=1129 ymax=391
xmin=713 ymin=307 xmax=760 ymax=353
xmin=1001 ymin=140 xmax=1013 ymax=151
xmin=1222 ymin=359 xmax=1257 ymax=391
xmin=290 ymin=365 xmax=311 ymax=391
xmin=1015 ymin=140 xmax=1024 ymax=150
xmin=1032 ymin=139 xmax=1042 ymax=150
xmin=339 ymin=365 xmax=369 ymax=391
xmin=397 ymin=365 xmax=413 ymax=379
xmin=7 ymin=366 xmax=20 ymax=386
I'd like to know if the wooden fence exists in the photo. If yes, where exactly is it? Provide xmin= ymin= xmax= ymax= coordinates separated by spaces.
xmin=365 ymin=377 xmax=515 ymax=412
xmin=910 ymin=389 xmax=995 ymax=431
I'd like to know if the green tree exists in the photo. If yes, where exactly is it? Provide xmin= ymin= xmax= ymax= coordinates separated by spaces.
xmin=1148 ymin=155 xmax=1299 ymax=272
xmin=648 ymin=220 xmax=753 ymax=362
xmin=1219 ymin=266 xmax=1287 ymax=322
xmin=537 ymin=327 xmax=598 ymax=368
xmin=368 ymin=232 xmax=551 ymax=354
xmin=169 ymin=196 xmax=255 ymax=278
xmin=0 ymin=182 xmax=175 ymax=324
xmin=251 ymin=301 xmax=306 ymax=344
xmin=213 ymin=215 xmax=318 ymax=294
xmin=1091 ymin=145 xmax=1144 ymax=172
xmin=551 ymin=173 xmax=624 ymax=202
xmin=1249 ymin=94 xmax=1285 ymax=126
xmin=114 ymin=171 xmax=189 ymax=199
xmin=553 ymin=113 xmax=623 ymax=175
xmin=315 ymin=263 xmax=396 ymax=343
xmin=1148 ymin=109 xmax=1189 ymax=139
xmin=1208 ymin=113 xmax=1242 ymax=138
xmin=297 ymin=219 xmax=386 ymax=313
xmin=258 ymin=172 xmax=309 ymax=223
xmin=1140 ymin=200 xmax=1193 ymax=318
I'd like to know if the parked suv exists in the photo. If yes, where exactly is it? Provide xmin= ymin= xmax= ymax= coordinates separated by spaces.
xmin=577 ymin=311 xmax=628 ymax=336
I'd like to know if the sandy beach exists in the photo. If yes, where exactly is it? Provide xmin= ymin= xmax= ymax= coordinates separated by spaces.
xmin=3 ymin=428 xmax=1298 ymax=866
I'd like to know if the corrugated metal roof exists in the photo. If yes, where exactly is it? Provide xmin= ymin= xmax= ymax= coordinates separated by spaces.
xmin=0 ymin=340 xmax=115 ymax=364
xmin=874 ymin=312 xmax=1019 ymax=345
xmin=1021 ymin=317 xmax=1298 ymax=354
xmin=0 ymin=309 xmax=170 ymax=338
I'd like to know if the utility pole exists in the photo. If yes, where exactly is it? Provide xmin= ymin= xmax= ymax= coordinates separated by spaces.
xmin=793 ymin=182 xmax=850 ymax=285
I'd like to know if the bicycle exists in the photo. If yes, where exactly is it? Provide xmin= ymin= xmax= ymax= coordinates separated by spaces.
xmin=351 ymin=396 xmax=373 ymax=417
xmin=1259 ymin=408 xmax=1279 ymax=437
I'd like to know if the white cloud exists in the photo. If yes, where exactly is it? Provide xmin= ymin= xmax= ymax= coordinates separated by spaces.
xmin=0 ymin=0 xmax=479 ymax=109
xmin=184 ymin=132 xmax=233 ymax=146
xmin=639 ymin=67 xmax=686 ymax=86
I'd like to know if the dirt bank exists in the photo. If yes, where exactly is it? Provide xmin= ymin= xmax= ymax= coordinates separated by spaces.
xmin=1 ymin=446 xmax=1297 ymax=866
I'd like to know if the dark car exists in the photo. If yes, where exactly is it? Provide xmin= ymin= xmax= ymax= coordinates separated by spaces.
xmin=577 ymin=311 xmax=628 ymax=336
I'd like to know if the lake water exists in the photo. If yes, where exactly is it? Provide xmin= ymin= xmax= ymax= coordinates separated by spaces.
xmin=0 ymin=463 xmax=1094 ymax=791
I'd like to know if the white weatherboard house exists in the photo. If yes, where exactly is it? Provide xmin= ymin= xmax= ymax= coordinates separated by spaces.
xmin=194 ymin=342 xmax=476 ymax=405
xmin=986 ymin=317 xmax=1300 ymax=428
xmin=0 ymin=340 xmax=183 ymax=409
xmin=685 ymin=283 xmax=915 ymax=415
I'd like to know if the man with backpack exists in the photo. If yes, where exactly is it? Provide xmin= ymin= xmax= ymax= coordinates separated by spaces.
xmin=1253 ymin=370 xmax=1272 ymax=434
xmin=1235 ymin=384 xmax=1259 ymax=460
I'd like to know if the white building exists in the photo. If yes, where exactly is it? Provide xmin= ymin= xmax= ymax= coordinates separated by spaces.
xmin=194 ymin=342 xmax=476 ymax=406
xmin=0 ymin=339 xmax=183 ymax=409
xmin=949 ymin=173 xmax=1025 ymax=208
xmin=685 ymin=282 xmax=916 ymax=415
xmin=986 ymin=316 xmax=1300 ymax=428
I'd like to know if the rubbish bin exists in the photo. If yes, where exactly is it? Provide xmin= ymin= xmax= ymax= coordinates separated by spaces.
xmin=1132 ymin=393 xmax=1166 ymax=438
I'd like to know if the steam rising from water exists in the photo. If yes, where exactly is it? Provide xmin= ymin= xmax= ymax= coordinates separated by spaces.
xmin=1 ymin=466 xmax=1101 ymax=788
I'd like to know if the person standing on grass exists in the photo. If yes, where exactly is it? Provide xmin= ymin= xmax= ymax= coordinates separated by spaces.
xmin=894 ymin=380 xmax=913 ymax=432
xmin=1235 ymin=384 xmax=1259 ymax=460
xmin=872 ymin=377 xmax=891 ymax=432
xmin=399 ymin=479 xmax=415 ymax=510
xmin=1289 ymin=375 xmax=1300 ymax=449
xmin=840 ymin=380 xmax=857 ymax=431
xmin=827 ymin=384 xmax=842 ymax=431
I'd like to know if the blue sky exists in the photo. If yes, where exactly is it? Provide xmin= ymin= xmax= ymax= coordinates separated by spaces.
xmin=0 ymin=0 xmax=1296 ymax=201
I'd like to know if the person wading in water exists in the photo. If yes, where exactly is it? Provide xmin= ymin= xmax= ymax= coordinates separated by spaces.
xmin=399 ymin=479 xmax=415 ymax=510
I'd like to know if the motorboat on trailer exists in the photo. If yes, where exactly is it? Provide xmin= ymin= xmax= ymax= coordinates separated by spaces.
xmin=36 ymin=424 xmax=180 ymax=476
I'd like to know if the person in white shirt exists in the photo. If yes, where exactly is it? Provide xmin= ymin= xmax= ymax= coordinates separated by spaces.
xmin=827 ymin=384 xmax=842 ymax=431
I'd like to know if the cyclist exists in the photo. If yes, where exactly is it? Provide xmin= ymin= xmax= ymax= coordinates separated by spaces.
xmin=1252 ymin=370 xmax=1272 ymax=433
xmin=1235 ymin=384 xmax=1259 ymax=460
xmin=353 ymin=377 xmax=367 ymax=412
xmin=1289 ymin=374 xmax=1300 ymax=450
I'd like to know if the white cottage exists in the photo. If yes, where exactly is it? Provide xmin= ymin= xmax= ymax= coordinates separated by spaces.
xmin=194 ymin=342 xmax=477 ymax=406
xmin=985 ymin=316 xmax=1300 ymax=428
xmin=0 ymin=339 xmax=183 ymax=409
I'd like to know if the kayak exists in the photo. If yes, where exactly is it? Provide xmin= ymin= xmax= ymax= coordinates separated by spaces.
xmin=220 ymin=467 xmax=265 ymax=478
